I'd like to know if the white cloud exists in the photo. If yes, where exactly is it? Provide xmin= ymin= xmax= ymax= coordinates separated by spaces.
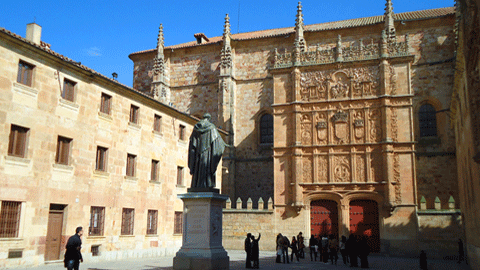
xmin=86 ymin=47 xmax=102 ymax=56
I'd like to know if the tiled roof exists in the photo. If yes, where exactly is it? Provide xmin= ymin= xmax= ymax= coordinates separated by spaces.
xmin=0 ymin=27 xmax=196 ymax=122
xmin=130 ymin=6 xmax=454 ymax=55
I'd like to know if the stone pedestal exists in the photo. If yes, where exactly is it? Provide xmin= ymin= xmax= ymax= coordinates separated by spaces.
xmin=173 ymin=192 xmax=230 ymax=270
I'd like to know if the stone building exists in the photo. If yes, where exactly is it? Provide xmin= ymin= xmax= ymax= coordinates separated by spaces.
xmin=130 ymin=1 xmax=461 ymax=257
xmin=452 ymin=0 xmax=480 ymax=268
xmin=0 ymin=23 xmax=207 ymax=268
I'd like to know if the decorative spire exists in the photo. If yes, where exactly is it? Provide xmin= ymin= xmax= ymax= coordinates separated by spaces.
xmin=294 ymin=2 xmax=306 ymax=53
xmin=221 ymin=14 xmax=233 ymax=71
xmin=156 ymin=24 xmax=164 ymax=54
xmin=384 ymin=0 xmax=396 ymax=41
xmin=223 ymin=14 xmax=231 ymax=40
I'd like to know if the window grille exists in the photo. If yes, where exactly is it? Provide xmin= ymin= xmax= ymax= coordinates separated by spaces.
xmin=0 ymin=201 xmax=21 ymax=238
xmin=419 ymin=104 xmax=437 ymax=137
xmin=62 ymin=79 xmax=76 ymax=102
xmin=55 ymin=136 xmax=72 ymax=165
xmin=8 ymin=125 xmax=29 ymax=158
xmin=126 ymin=154 xmax=136 ymax=177
xmin=154 ymin=114 xmax=162 ymax=132
xmin=100 ymin=93 xmax=112 ymax=115
xmin=174 ymin=212 xmax=183 ymax=234
xmin=17 ymin=61 xmax=34 ymax=86
xmin=91 ymin=245 xmax=100 ymax=256
xmin=89 ymin=206 xmax=105 ymax=236
xmin=129 ymin=105 xmax=139 ymax=124
xmin=95 ymin=146 xmax=108 ymax=171
xmin=121 ymin=208 xmax=134 ymax=235
xmin=260 ymin=113 xmax=273 ymax=144
xmin=147 ymin=210 xmax=158 ymax=235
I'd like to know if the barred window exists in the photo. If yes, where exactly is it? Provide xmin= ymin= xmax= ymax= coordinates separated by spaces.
xmin=62 ymin=78 xmax=76 ymax=102
xmin=147 ymin=210 xmax=158 ymax=235
xmin=100 ymin=93 xmax=112 ymax=115
xmin=17 ymin=61 xmax=34 ymax=86
xmin=129 ymin=105 xmax=139 ymax=124
xmin=419 ymin=104 xmax=437 ymax=137
xmin=153 ymin=114 xmax=162 ymax=132
xmin=174 ymin=212 xmax=183 ymax=234
xmin=8 ymin=125 xmax=29 ymax=158
xmin=95 ymin=146 xmax=108 ymax=171
xmin=179 ymin=125 xmax=186 ymax=141
xmin=89 ymin=206 xmax=105 ymax=236
xmin=126 ymin=154 xmax=136 ymax=177
xmin=55 ymin=136 xmax=72 ymax=165
xmin=260 ymin=113 xmax=273 ymax=144
xmin=0 ymin=201 xmax=22 ymax=238
xmin=151 ymin=160 xmax=159 ymax=182
xmin=121 ymin=208 xmax=134 ymax=235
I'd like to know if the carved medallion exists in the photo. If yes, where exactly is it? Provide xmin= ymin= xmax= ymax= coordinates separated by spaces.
xmin=330 ymin=72 xmax=349 ymax=99
xmin=332 ymin=110 xmax=349 ymax=144
xmin=315 ymin=112 xmax=328 ymax=144
xmin=334 ymin=155 xmax=350 ymax=182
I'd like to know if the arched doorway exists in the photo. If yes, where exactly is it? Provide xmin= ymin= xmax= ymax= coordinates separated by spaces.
xmin=310 ymin=200 xmax=338 ymax=237
xmin=349 ymin=200 xmax=380 ymax=252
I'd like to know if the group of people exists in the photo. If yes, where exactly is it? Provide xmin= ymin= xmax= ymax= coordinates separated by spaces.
xmin=244 ymin=233 xmax=261 ymax=269
xmin=275 ymin=232 xmax=306 ymax=263
xmin=271 ymin=232 xmax=370 ymax=268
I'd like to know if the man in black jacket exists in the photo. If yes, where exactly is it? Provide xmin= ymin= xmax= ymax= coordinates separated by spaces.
xmin=64 ymin=227 xmax=83 ymax=270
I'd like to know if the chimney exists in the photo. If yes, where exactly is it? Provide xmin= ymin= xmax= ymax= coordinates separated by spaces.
xmin=194 ymin=33 xmax=209 ymax=44
xmin=26 ymin=23 xmax=42 ymax=45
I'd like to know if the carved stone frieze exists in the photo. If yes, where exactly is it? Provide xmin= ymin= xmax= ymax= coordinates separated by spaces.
xmin=393 ymin=153 xmax=401 ymax=204
xmin=369 ymin=109 xmax=382 ymax=142
xmin=334 ymin=155 xmax=351 ymax=182
xmin=221 ymin=46 xmax=232 ymax=68
xmin=370 ymin=152 xmax=383 ymax=182
xmin=303 ymin=157 xmax=313 ymax=183
xmin=301 ymin=114 xmax=312 ymax=145
xmin=330 ymin=72 xmax=349 ymax=98
xmin=352 ymin=66 xmax=380 ymax=97
xmin=300 ymin=71 xmax=327 ymax=101
xmin=317 ymin=155 xmax=328 ymax=182
xmin=356 ymin=155 xmax=366 ymax=182
xmin=153 ymin=56 xmax=165 ymax=76
xmin=353 ymin=110 xmax=365 ymax=143
xmin=389 ymin=64 xmax=397 ymax=95
xmin=390 ymin=108 xmax=398 ymax=142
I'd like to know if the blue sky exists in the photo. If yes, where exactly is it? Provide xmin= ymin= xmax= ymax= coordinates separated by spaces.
xmin=1 ymin=0 xmax=454 ymax=87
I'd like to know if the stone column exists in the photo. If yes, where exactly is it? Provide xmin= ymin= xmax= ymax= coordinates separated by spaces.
xmin=173 ymin=192 xmax=230 ymax=270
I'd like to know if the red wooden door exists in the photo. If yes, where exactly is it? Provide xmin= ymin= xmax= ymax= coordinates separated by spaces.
xmin=45 ymin=211 xmax=63 ymax=261
xmin=310 ymin=200 xmax=338 ymax=237
xmin=349 ymin=200 xmax=380 ymax=252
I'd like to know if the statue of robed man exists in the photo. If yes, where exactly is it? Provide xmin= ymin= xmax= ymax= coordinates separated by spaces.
xmin=188 ymin=113 xmax=227 ymax=191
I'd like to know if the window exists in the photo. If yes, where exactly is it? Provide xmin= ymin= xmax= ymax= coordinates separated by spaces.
xmin=260 ymin=113 xmax=273 ymax=144
xmin=100 ymin=93 xmax=112 ymax=115
xmin=151 ymin=160 xmax=159 ymax=182
xmin=179 ymin=125 xmax=186 ymax=141
xmin=147 ymin=210 xmax=158 ymax=235
xmin=177 ymin=166 xmax=184 ymax=186
xmin=91 ymin=245 xmax=100 ymax=256
xmin=8 ymin=125 xmax=29 ymax=158
xmin=62 ymin=78 xmax=76 ymax=102
xmin=0 ymin=201 xmax=22 ymax=238
xmin=121 ymin=208 xmax=134 ymax=235
xmin=17 ymin=61 xmax=34 ymax=86
xmin=174 ymin=212 xmax=183 ymax=234
xmin=153 ymin=114 xmax=162 ymax=132
xmin=95 ymin=146 xmax=108 ymax=171
xmin=89 ymin=206 xmax=105 ymax=236
xmin=129 ymin=105 xmax=139 ymax=124
xmin=419 ymin=104 xmax=437 ymax=137
xmin=55 ymin=136 xmax=72 ymax=165
xmin=126 ymin=154 xmax=136 ymax=177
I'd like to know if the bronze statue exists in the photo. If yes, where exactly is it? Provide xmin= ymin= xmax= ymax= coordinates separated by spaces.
xmin=188 ymin=113 xmax=226 ymax=191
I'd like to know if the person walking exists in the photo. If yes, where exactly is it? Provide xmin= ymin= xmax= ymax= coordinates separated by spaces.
xmin=309 ymin=235 xmax=318 ymax=261
xmin=245 ymin=233 xmax=252 ymax=268
xmin=297 ymin=232 xmax=305 ymax=259
xmin=339 ymin=235 xmax=349 ymax=265
xmin=328 ymin=234 xmax=339 ymax=265
xmin=290 ymin=236 xmax=300 ymax=262
xmin=420 ymin=250 xmax=428 ymax=270
xmin=321 ymin=234 xmax=329 ymax=263
xmin=251 ymin=233 xmax=261 ymax=269
xmin=64 ymin=226 xmax=83 ymax=270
